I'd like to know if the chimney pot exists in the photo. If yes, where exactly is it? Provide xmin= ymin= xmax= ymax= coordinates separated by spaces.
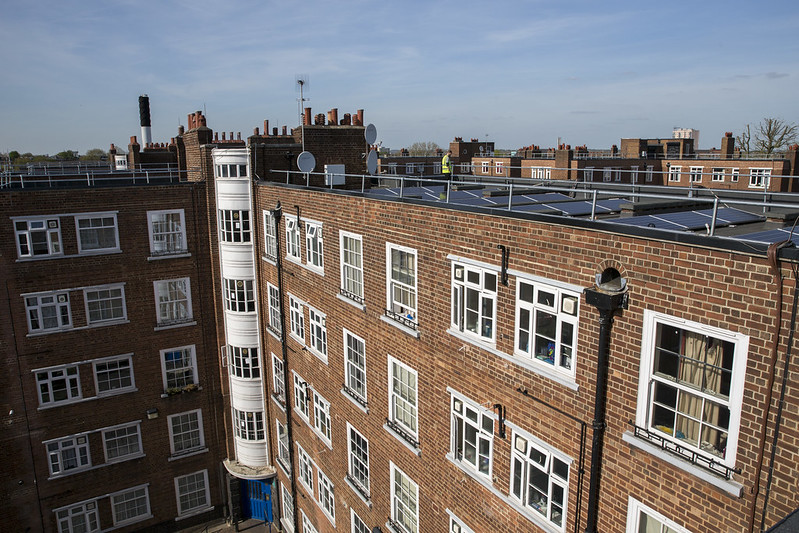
xmin=254 ymin=127 xmax=259 ymax=135
xmin=130 ymin=136 xmax=138 ymax=145
xmin=304 ymin=107 xmax=312 ymax=126
xmin=329 ymin=108 xmax=338 ymax=125
xmin=222 ymin=132 xmax=226 ymax=140
xmin=355 ymin=109 xmax=364 ymax=126
xmin=264 ymin=120 xmax=269 ymax=135
xmin=282 ymin=126 xmax=288 ymax=135
xmin=178 ymin=125 xmax=185 ymax=135
xmin=272 ymin=127 xmax=278 ymax=136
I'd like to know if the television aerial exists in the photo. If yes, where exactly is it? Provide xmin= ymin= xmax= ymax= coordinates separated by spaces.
xmin=296 ymin=75 xmax=310 ymax=151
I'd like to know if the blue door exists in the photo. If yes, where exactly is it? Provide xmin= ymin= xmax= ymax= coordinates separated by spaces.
xmin=240 ymin=479 xmax=273 ymax=522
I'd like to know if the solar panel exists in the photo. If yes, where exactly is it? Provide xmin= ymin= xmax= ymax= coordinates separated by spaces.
xmin=737 ymin=228 xmax=799 ymax=245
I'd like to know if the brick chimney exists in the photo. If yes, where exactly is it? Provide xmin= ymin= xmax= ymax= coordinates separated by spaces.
xmin=721 ymin=132 xmax=735 ymax=159
xmin=304 ymin=107 xmax=312 ymax=126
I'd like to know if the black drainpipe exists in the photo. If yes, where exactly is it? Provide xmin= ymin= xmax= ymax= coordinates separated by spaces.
xmin=583 ymin=277 xmax=627 ymax=533
xmin=271 ymin=201 xmax=301 ymax=533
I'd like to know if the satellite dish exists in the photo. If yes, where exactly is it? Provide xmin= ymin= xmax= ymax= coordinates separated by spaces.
xmin=366 ymin=150 xmax=378 ymax=175
xmin=297 ymin=151 xmax=316 ymax=173
xmin=364 ymin=123 xmax=377 ymax=145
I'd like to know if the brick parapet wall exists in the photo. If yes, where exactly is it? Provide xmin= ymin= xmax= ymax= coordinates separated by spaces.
xmin=252 ymin=183 xmax=799 ymax=532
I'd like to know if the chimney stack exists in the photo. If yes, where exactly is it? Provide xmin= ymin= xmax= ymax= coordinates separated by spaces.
xmin=138 ymin=95 xmax=152 ymax=146
xmin=721 ymin=132 xmax=735 ymax=159
xmin=304 ymin=107 xmax=312 ymax=126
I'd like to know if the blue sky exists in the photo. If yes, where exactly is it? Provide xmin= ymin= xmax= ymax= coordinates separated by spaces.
xmin=1 ymin=0 xmax=797 ymax=155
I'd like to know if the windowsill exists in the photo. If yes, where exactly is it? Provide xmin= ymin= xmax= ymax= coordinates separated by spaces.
xmin=175 ymin=505 xmax=214 ymax=521
xmin=96 ymin=387 xmax=138 ymax=398
xmin=48 ymin=452 xmax=146 ymax=480
xmin=168 ymin=448 xmax=209 ymax=461
xmin=305 ymin=346 xmax=328 ymax=365
xmin=277 ymin=458 xmax=292 ymax=479
xmin=285 ymin=255 xmax=302 ymax=267
xmin=154 ymin=320 xmax=196 ymax=331
xmin=147 ymin=252 xmax=191 ymax=261
xmin=77 ymin=248 xmax=123 ymax=256
xmin=447 ymin=328 xmax=578 ymax=391
xmin=341 ymin=388 xmax=369 ymax=414
xmin=383 ymin=423 xmax=421 ymax=457
xmin=110 ymin=513 xmax=153 ymax=530
xmin=27 ymin=319 xmax=131 ymax=337
xmin=261 ymin=254 xmax=277 ymax=266
xmin=293 ymin=407 xmax=310 ymax=427
xmin=445 ymin=453 xmax=492 ymax=485
xmin=344 ymin=476 xmax=372 ymax=508
xmin=445 ymin=453 xmax=564 ymax=533
xmin=267 ymin=327 xmax=282 ymax=342
xmin=311 ymin=428 xmax=333 ymax=450
xmin=160 ymin=385 xmax=203 ymax=399
xmin=622 ymin=431 xmax=744 ymax=498
xmin=301 ymin=262 xmax=324 ymax=277
xmin=271 ymin=395 xmax=287 ymax=412
xmin=380 ymin=315 xmax=420 ymax=339
xmin=280 ymin=517 xmax=294 ymax=533
xmin=337 ymin=292 xmax=365 ymax=311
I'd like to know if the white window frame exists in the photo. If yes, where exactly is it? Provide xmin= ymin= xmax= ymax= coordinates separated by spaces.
xmin=448 ymin=511 xmax=476 ymax=533
xmin=75 ymin=213 xmax=119 ymax=254
xmin=390 ymin=462 xmax=419 ymax=533
xmin=748 ymin=168 xmax=771 ymax=189
xmin=302 ymin=510 xmax=319 ymax=533
xmin=317 ymin=468 xmax=336 ymax=524
xmin=340 ymin=231 xmax=364 ymax=303
xmin=289 ymin=295 xmax=305 ymax=342
xmin=389 ymin=162 xmax=397 ymax=175
xmin=285 ymin=214 xmax=301 ymax=260
xmin=281 ymin=483 xmax=295 ymax=533
xmin=514 ymin=278 xmax=580 ymax=377
xmin=451 ymin=262 xmax=497 ymax=343
xmin=223 ymin=278 xmax=255 ymax=313
xmin=167 ymin=410 xmax=205 ymax=456
xmin=272 ymin=353 xmax=286 ymax=405
xmin=625 ymin=496 xmax=693 ymax=533
xmin=154 ymin=278 xmax=192 ymax=326
xmin=509 ymin=429 xmax=570 ymax=531
xmin=233 ymin=409 xmax=265 ymax=441
xmin=630 ymin=166 xmax=639 ymax=183
xmin=276 ymin=419 xmax=290 ymax=469
xmin=55 ymin=500 xmax=99 ymax=533
xmin=388 ymin=356 xmax=418 ymax=444
xmin=297 ymin=443 xmax=314 ymax=495
xmin=14 ymin=217 xmax=62 ymax=258
xmin=308 ymin=306 xmax=327 ymax=360
xmin=313 ymin=392 xmax=332 ymax=445
xmin=147 ymin=209 xmax=187 ymax=256
xmin=668 ymin=165 xmax=682 ymax=182
xmin=293 ymin=372 xmax=310 ymax=421
xmin=46 ymin=435 xmax=91 ymax=476
xmin=229 ymin=346 xmax=260 ymax=379
xmin=344 ymin=329 xmax=367 ymax=404
xmin=93 ymin=354 xmax=135 ymax=396
xmin=84 ymin=284 xmax=127 ymax=324
xmin=36 ymin=365 xmax=82 ymax=406
xmin=711 ymin=167 xmax=725 ymax=182
xmin=267 ymin=283 xmax=282 ymax=337
xmin=731 ymin=168 xmax=739 ymax=182
xmin=160 ymin=345 xmax=198 ymax=392
xmin=645 ymin=165 xmax=654 ymax=182
xmin=584 ymin=167 xmax=594 ymax=181
xmin=603 ymin=168 xmax=612 ymax=182
xmin=215 ymin=163 xmax=248 ymax=178
xmin=690 ymin=166 xmax=703 ymax=183
xmin=102 ymin=422 xmax=143 ymax=462
xmin=386 ymin=243 xmax=418 ymax=325
xmin=218 ymin=209 xmax=251 ymax=243
xmin=635 ymin=310 xmax=748 ymax=471
xmin=263 ymin=210 xmax=278 ymax=260
xmin=450 ymin=391 xmax=494 ymax=478
xmin=25 ymin=291 xmax=71 ymax=333
xmin=351 ymin=508 xmax=369 ymax=533
xmin=347 ymin=423 xmax=370 ymax=498
xmin=495 ymin=161 xmax=504 ymax=175
xmin=174 ymin=470 xmax=211 ymax=517
xmin=110 ymin=485 xmax=151 ymax=527
xmin=305 ymin=219 xmax=324 ymax=272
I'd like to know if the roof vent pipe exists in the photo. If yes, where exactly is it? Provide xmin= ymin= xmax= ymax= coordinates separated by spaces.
xmin=138 ymin=95 xmax=152 ymax=146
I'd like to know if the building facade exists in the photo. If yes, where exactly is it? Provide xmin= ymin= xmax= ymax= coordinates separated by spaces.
xmin=3 ymin=107 xmax=799 ymax=533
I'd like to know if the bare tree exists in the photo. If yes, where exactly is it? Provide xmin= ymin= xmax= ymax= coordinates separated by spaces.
xmin=407 ymin=141 xmax=441 ymax=156
xmin=739 ymin=118 xmax=797 ymax=155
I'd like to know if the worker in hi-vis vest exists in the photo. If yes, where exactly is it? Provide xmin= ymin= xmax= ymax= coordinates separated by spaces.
xmin=442 ymin=149 xmax=453 ymax=177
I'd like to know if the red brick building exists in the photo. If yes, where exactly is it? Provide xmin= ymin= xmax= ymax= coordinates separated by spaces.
xmin=3 ymin=107 xmax=799 ymax=533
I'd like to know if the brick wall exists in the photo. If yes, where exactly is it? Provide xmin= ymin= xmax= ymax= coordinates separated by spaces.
xmin=251 ymin=182 xmax=799 ymax=532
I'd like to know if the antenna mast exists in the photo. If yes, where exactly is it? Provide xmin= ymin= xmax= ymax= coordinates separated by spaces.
xmin=296 ymin=75 xmax=309 ymax=151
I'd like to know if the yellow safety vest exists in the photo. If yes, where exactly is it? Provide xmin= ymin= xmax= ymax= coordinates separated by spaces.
xmin=442 ymin=154 xmax=452 ymax=174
